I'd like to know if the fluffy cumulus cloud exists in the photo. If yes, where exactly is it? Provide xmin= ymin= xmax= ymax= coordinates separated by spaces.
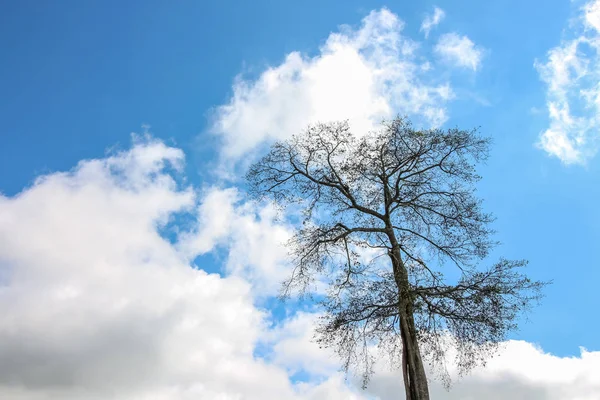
xmin=0 ymin=136 xmax=599 ymax=399
xmin=0 ymin=138 xmax=355 ymax=400
xmin=434 ymin=33 xmax=483 ymax=71
xmin=267 ymin=314 xmax=600 ymax=399
xmin=366 ymin=341 xmax=600 ymax=400
xmin=535 ymin=0 xmax=600 ymax=164
xmin=178 ymin=187 xmax=293 ymax=296
xmin=212 ymin=9 xmax=455 ymax=162
xmin=420 ymin=6 xmax=445 ymax=38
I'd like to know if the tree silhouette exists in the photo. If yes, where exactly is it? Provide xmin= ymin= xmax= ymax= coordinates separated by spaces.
xmin=246 ymin=118 xmax=546 ymax=400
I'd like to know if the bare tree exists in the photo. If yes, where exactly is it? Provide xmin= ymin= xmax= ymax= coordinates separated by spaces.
xmin=246 ymin=118 xmax=546 ymax=400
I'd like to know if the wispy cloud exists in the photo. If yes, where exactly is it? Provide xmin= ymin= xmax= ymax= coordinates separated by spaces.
xmin=421 ymin=7 xmax=445 ymax=38
xmin=535 ymin=0 xmax=600 ymax=164
xmin=434 ymin=33 xmax=483 ymax=71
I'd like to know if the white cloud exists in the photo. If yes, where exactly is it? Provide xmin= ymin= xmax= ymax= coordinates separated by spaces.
xmin=0 ymin=137 xmax=598 ymax=399
xmin=178 ymin=187 xmax=293 ymax=295
xmin=434 ymin=32 xmax=484 ymax=71
xmin=535 ymin=0 xmax=600 ymax=164
xmin=365 ymin=340 xmax=600 ymax=400
xmin=265 ymin=312 xmax=339 ymax=377
xmin=420 ymin=7 xmax=445 ymax=38
xmin=0 ymin=138 xmax=346 ymax=400
xmin=270 ymin=314 xmax=600 ymax=400
xmin=212 ymin=8 xmax=455 ymax=162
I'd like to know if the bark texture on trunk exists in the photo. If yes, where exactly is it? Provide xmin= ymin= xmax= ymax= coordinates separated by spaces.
xmin=389 ymin=236 xmax=430 ymax=400
xmin=400 ymin=319 xmax=413 ymax=400
xmin=383 ymin=178 xmax=430 ymax=400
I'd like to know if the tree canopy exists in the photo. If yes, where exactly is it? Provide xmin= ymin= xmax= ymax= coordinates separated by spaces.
xmin=246 ymin=118 xmax=547 ymax=400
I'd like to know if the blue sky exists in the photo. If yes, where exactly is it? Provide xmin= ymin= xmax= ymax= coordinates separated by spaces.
xmin=1 ymin=1 xmax=599 ymax=399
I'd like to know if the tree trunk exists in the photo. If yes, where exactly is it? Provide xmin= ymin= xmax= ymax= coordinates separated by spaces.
xmin=389 ymin=244 xmax=430 ymax=400
xmin=398 ymin=289 xmax=429 ymax=400
xmin=400 ymin=319 xmax=413 ymax=400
